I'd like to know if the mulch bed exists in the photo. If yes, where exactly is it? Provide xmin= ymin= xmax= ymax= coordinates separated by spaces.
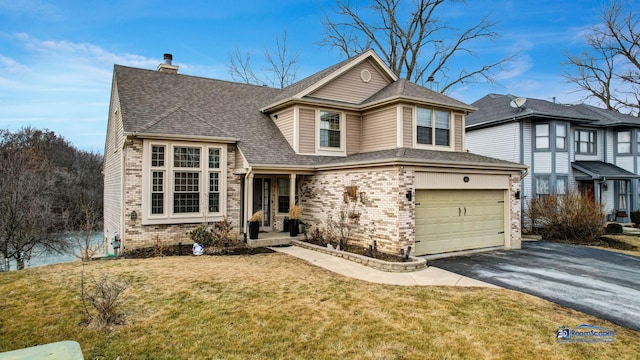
xmin=123 ymin=244 xmax=275 ymax=259
xmin=555 ymin=236 xmax=639 ymax=251
xmin=303 ymin=238 xmax=407 ymax=263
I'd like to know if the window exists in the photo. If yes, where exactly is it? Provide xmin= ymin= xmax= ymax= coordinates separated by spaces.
xmin=416 ymin=108 xmax=451 ymax=146
xmin=278 ymin=178 xmax=290 ymax=213
xmin=536 ymin=175 xmax=551 ymax=198
xmin=320 ymin=111 xmax=341 ymax=148
xmin=416 ymin=108 xmax=432 ymax=145
xmin=575 ymin=130 xmax=596 ymax=154
xmin=150 ymin=144 xmax=166 ymax=215
xmin=618 ymin=180 xmax=628 ymax=209
xmin=208 ymin=149 xmax=220 ymax=212
xmin=617 ymin=131 xmax=631 ymax=154
xmin=535 ymin=124 xmax=550 ymax=149
xmin=144 ymin=142 xmax=226 ymax=222
xmin=556 ymin=176 xmax=568 ymax=195
xmin=555 ymin=124 xmax=566 ymax=150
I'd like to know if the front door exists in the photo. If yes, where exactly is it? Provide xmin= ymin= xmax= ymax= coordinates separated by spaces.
xmin=252 ymin=178 xmax=270 ymax=228
xmin=578 ymin=181 xmax=595 ymax=203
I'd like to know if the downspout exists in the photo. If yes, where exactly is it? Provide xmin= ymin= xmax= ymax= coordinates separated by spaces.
xmin=244 ymin=165 xmax=253 ymax=235
xmin=120 ymin=138 xmax=127 ymax=253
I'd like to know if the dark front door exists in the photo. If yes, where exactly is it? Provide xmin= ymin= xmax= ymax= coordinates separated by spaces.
xmin=252 ymin=178 xmax=270 ymax=227
xmin=578 ymin=181 xmax=595 ymax=202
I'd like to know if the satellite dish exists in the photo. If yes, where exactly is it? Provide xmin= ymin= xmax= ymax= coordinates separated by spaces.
xmin=509 ymin=97 xmax=527 ymax=109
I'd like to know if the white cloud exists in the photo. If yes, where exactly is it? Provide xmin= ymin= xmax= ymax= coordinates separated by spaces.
xmin=0 ymin=33 xmax=162 ymax=151
xmin=494 ymin=55 xmax=533 ymax=81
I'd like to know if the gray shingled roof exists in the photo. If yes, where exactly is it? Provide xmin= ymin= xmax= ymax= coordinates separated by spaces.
xmin=362 ymin=79 xmax=475 ymax=111
xmin=318 ymin=147 xmax=524 ymax=169
xmin=467 ymin=93 xmax=640 ymax=129
xmin=113 ymin=65 xmax=520 ymax=169
xmin=115 ymin=65 xmax=322 ymax=166
xmin=572 ymin=161 xmax=640 ymax=179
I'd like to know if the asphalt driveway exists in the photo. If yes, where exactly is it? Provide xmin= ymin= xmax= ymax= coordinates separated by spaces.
xmin=429 ymin=241 xmax=640 ymax=332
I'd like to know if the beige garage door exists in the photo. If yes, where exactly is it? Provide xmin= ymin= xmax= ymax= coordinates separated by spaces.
xmin=414 ymin=190 xmax=505 ymax=255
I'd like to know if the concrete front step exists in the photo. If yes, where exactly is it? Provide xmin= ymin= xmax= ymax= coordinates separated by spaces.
xmin=247 ymin=233 xmax=305 ymax=247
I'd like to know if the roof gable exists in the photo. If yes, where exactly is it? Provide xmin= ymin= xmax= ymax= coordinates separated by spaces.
xmin=261 ymin=50 xmax=397 ymax=111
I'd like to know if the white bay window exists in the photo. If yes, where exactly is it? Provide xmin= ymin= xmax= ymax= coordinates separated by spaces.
xmin=142 ymin=141 xmax=226 ymax=224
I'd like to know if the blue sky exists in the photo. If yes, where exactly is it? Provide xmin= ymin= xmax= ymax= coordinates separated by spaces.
xmin=0 ymin=0 xmax=617 ymax=151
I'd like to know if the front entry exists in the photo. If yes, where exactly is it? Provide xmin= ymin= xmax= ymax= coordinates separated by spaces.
xmin=252 ymin=178 xmax=270 ymax=227
xmin=578 ymin=181 xmax=595 ymax=203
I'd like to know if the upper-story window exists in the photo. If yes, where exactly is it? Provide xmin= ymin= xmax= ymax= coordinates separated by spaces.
xmin=617 ymin=131 xmax=631 ymax=154
xmin=575 ymin=129 xmax=597 ymax=154
xmin=320 ymin=111 xmax=341 ymax=148
xmin=535 ymin=124 xmax=550 ymax=150
xmin=555 ymin=124 xmax=567 ymax=150
xmin=416 ymin=108 xmax=450 ymax=146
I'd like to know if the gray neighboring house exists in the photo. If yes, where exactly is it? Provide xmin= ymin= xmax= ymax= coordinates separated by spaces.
xmin=466 ymin=93 xmax=640 ymax=220
xmin=103 ymin=51 xmax=526 ymax=256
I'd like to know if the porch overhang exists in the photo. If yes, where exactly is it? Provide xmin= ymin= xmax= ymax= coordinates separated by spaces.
xmin=572 ymin=161 xmax=640 ymax=181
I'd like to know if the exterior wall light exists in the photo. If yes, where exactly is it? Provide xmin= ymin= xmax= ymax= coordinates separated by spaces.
xmin=130 ymin=210 xmax=138 ymax=221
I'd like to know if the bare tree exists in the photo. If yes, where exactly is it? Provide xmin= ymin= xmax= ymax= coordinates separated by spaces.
xmin=0 ymin=133 xmax=67 ymax=270
xmin=228 ymin=31 xmax=300 ymax=88
xmin=320 ymin=0 xmax=513 ymax=92
xmin=565 ymin=0 xmax=639 ymax=116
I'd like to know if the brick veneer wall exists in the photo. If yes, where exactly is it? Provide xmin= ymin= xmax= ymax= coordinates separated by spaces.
xmin=122 ymin=140 xmax=242 ymax=250
xmin=509 ymin=174 xmax=522 ymax=249
xmin=299 ymin=166 xmax=414 ymax=255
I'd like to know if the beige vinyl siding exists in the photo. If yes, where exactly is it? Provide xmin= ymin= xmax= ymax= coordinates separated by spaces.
xmin=273 ymin=108 xmax=294 ymax=148
xmin=361 ymin=107 xmax=397 ymax=152
xmin=346 ymin=113 xmax=361 ymax=155
xmin=454 ymin=113 xmax=464 ymax=151
xmin=403 ymin=106 xmax=413 ymax=147
xmin=299 ymin=108 xmax=316 ymax=153
xmin=103 ymin=81 xmax=124 ymax=245
xmin=235 ymin=146 xmax=247 ymax=171
xmin=309 ymin=59 xmax=391 ymax=104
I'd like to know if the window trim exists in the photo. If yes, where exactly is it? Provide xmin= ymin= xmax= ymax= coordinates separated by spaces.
xmin=534 ymin=123 xmax=550 ymax=151
xmin=142 ymin=140 xmax=227 ymax=225
xmin=413 ymin=106 xmax=453 ymax=150
xmin=574 ymin=129 xmax=597 ymax=155
xmin=616 ymin=130 xmax=632 ymax=155
xmin=316 ymin=109 xmax=345 ymax=155
xmin=555 ymin=123 xmax=567 ymax=152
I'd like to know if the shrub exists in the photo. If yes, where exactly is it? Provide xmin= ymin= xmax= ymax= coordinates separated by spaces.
xmin=526 ymin=192 xmax=605 ymax=242
xmin=249 ymin=210 xmax=263 ymax=222
xmin=80 ymin=270 xmax=129 ymax=330
xmin=188 ymin=223 xmax=214 ymax=246
xmin=605 ymin=223 xmax=624 ymax=234
xmin=630 ymin=210 xmax=640 ymax=227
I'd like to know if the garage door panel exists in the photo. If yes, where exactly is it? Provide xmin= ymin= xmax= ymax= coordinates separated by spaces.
xmin=414 ymin=189 xmax=505 ymax=255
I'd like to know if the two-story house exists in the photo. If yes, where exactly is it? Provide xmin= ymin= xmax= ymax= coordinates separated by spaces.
xmin=103 ymin=51 xmax=525 ymax=257
xmin=466 ymin=94 xmax=640 ymax=221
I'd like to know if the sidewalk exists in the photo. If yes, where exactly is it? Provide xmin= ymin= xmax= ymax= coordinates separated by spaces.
xmin=272 ymin=245 xmax=499 ymax=288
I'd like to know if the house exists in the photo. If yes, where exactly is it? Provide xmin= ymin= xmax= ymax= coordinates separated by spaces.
xmin=103 ymin=51 xmax=526 ymax=257
xmin=465 ymin=94 xmax=640 ymax=221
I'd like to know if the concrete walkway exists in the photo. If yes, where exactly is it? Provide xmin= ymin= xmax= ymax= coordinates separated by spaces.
xmin=271 ymin=245 xmax=498 ymax=288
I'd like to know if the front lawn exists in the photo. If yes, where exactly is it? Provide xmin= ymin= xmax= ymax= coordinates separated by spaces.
xmin=1 ymin=254 xmax=638 ymax=359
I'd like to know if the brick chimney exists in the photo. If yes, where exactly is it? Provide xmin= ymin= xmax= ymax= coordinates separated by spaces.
xmin=157 ymin=53 xmax=179 ymax=74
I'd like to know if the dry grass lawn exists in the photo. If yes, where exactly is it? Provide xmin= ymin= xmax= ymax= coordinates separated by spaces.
xmin=1 ymin=253 xmax=639 ymax=359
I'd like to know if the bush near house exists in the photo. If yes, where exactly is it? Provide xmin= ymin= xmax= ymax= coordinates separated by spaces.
xmin=526 ymin=192 xmax=605 ymax=242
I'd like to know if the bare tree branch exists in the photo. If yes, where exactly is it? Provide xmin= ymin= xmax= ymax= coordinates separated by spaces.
xmin=319 ymin=0 xmax=513 ymax=93
xmin=564 ymin=0 xmax=639 ymax=116
xmin=228 ymin=31 xmax=300 ymax=88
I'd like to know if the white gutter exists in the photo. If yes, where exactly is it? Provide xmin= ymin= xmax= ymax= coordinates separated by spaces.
xmin=243 ymin=166 xmax=253 ymax=235
xmin=124 ymin=132 xmax=238 ymax=143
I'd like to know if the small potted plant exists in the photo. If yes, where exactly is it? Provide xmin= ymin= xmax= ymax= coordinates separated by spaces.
xmin=288 ymin=205 xmax=302 ymax=237
xmin=248 ymin=210 xmax=262 ymax=240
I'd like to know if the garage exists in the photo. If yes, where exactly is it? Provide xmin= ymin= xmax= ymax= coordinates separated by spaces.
xmin=414 ymin=189 xmax=506 ymax=255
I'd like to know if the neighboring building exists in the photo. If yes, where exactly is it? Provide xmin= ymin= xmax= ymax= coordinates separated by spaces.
xmin=103 ymin=51 xmax=526 ymax=256
xmin=466 ymin=94 xmax=640 ymax=220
